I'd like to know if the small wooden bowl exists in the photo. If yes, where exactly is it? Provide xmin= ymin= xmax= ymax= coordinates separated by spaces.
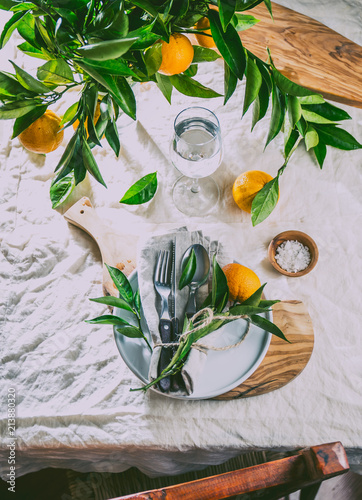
xmin=268 ymin=230 xmax=319 ymax=277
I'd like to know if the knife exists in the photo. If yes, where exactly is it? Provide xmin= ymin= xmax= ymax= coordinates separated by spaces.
xmin=170 ymin=239 xmax=184 ymax=392
xmin=170 ymin=238 xmax=179 ymax=341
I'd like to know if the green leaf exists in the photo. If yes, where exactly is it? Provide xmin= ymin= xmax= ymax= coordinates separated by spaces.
xmin=37 ymin=59 xmax=74 ymax=84
xmin=301 ymin=108 xmax=336 ymax=124
xmin=305 ymin=125 xmax=319 ymax=151
xmin=259 ymin=299 xmax=280 ymax=308
xmin=271 ymin=67 xmax=315 ymax=97
xmin=16 ymin=2 xmax=37 ymax=10
xmin=284 ymin=127 xmax=301 ymax=160
xmin=192 ymin=45 xmax=220 ymax=63
xmin=224 ymin=62 xmax=238 ymax=105
xmin=229 ymin=304 xmax=271 ymax=315
xmin=211 ymin=256 xmax=229 ymax=312
xmin=298 ymin=95 xmax=325 ymax=105
xmin=86 ymin=314 xmax=131 ymax=326
xmin=218 ymin=0 xmax=237 ymax=31
xmin=144 ymin=42 xmax=162 ymax=76
xmin=265 ymin=83 xmax=284 ymax=147
xmin=235 ymin=0 xmax=265 ymax=11
xmin=155 ymin=72 xmax=172 ymax=104
xmin=11 ymin=62 xmax=52 ymax=94
xmin=208 ymin=9 xmax=246 ymax=80
xmin=17 ymin=43 xmax=48 ymax=60
xmin=83 ymin=84 xmax=101 ymax=146
xmin=54 ymin=131 xmax=79 ymax=173
xmin=105 ymin=264 xmax=133 ymax=304
xmin=12 ymin=104 xmax=47 ymax=138
xmin=61 ymin=102 xmax=78 ymax=125
xmin=127 ymin=21 xmax=158 ymax=50
xmin=105 ymin=119 xmax=121 ymax=156
xmin=0 ymin=11 xmax=26 ymax=48
xmin=53 ymin=134 xmax=84 ymax=185
xmin=90 ymin=295 xmax=135 ymax=314
xmin=313 ymin=140 xmax=327 ymax=169
xmin=0 ymin=71 xmax=33 ymax=97
xmin=243 ymin=56 xmax=262 ymax=115
xmin=82 ymin=140 xmax=107 ymax=187
xmin=79 ymin=58 xmax=138 ymax=78
xmin=296 ymin=116 xmax=307 ymax=137
xmin=287 ymin=95 xmax=302 ymax=128
xmin=251 ymin=176 xmax=279 ymax=226
xmin=131 ymin=0 xmax=159 ymax=18
xmin=0 ymin=0 xmax=18 ymax=10
xmin=17 ymin=12 xmax=38 ymax=44
xmin=179 ymin=248 xmax=196 ymax=290
xmin=115 ymin=325 xmax=145 ymax=339
xmin=50 ymin=171 xmax=76 ymax=209
xmin=263 ymin=0 xmax=273 ymax=17
xmin=0 ymin=99 xmax=40 ymax=119
xmin=169 ymin=74 xmax=221 ymax=98
xmin=251 ymin=79 xmax=270 ymax=130
xmin=313 ymin=124 xmax=362 ymax=151
xmin=238 ymin=283 xmax=266 ymax=306
xmin=181 ymin=65 xmax=197 ymax=78
xmin=105 ymin=75 xmax=136 ymax=120
xmin=134 ymin=289 xmax=141 ymax=314
xmin=302 ymin=102 xmax=351 ymax=122
xmin=231 ymin=13 xmax=259 ymax=31
xmin=77 ymin=38 xmax=138 ymax=61
xmin=78 ymin=62 xmax=137 ymax=120
xmin=120 ymin=172 xmax=158 ymax=205
xmin=34 ymin=17 xmax=54 ymax=50
xmin=250 ymin=314 xmax=289 ymax=342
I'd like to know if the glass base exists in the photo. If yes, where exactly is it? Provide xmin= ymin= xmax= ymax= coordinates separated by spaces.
xmin=172 ymin=176 xmax=220 ymax=216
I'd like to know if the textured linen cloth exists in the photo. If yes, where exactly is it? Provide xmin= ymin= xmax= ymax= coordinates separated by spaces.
xmin=1 ymin=0 xmax=362 ymax=480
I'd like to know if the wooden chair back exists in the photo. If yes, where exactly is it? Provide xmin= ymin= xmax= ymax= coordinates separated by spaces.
xmin=107 ymin=442 xmax=349 ymax=500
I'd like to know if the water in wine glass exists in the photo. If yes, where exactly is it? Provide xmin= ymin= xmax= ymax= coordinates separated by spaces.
xmin=172 ymin=118 xmax=222 ymax=178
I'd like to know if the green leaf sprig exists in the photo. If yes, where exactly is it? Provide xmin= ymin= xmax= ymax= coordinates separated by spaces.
xmin=86 ymin=264 xmax=152 ymax=352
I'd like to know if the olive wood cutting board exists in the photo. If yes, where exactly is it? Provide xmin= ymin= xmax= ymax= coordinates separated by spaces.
xmin=64 ymin=197 xmax=314 ymax=399
xmin=241 ymin=2 xmax=362 ymax=108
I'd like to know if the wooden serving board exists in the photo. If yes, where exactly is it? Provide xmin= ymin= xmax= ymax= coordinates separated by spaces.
xmin=64 ymin=197 xmax=314 ymax=399
xmin=241 ymin=2 xmax=362 ymax=108
xmin=64 ymin=197 xmax=137 ymax=297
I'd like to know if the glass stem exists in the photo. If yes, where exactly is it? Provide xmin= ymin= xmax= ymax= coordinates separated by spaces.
xmin=191 ymin=178 xmax=200 ymax=194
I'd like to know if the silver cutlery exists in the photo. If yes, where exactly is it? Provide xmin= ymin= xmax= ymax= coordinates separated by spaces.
xmin=181 ymin=244 xmax=210 ymax=319
xmin=154 ymin=249 xmax=173 ymax=392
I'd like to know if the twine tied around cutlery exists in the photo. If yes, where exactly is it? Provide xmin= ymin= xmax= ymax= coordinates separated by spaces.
xmin=154 ymin=307 xmax=251 ymax=354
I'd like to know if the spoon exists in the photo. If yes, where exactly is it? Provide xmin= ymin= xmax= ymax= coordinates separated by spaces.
xmin=181 ymin=244 xmax=210 ymax=319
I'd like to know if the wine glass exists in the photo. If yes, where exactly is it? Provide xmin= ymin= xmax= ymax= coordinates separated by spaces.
xmin=170 ymin=107 xmax=222 ymax=216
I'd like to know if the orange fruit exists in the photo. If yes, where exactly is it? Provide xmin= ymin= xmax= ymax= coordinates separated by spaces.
xmin=158 ymin=33 xmax=194 ymax=76
xmin=222 ymin=263 xmax=261 ymax=303
xmin=18 ymin=110 xmax=64 ymax=154
xmin=73 ymin=101 xmax=102 ymax=136
xmin=195 ymin=17 xmax=216 ymax=48
xmin=232 ymin=170 xmax=277 ymax=213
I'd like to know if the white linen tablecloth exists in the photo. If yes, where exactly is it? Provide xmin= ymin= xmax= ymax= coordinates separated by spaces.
xmin=1 ymin=0 xmax=362 ymax=479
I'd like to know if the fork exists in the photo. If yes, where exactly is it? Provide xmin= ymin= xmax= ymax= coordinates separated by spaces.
xmin=154 ymin=250 xmax=173 ymax=392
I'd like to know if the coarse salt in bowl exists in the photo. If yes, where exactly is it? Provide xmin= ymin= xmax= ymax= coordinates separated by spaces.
xmin=268 ymin=230 xmax=319 ymax=277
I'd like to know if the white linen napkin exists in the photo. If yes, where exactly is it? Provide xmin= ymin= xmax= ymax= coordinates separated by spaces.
xmin=137 ymin=228 xmax=225 ymax=395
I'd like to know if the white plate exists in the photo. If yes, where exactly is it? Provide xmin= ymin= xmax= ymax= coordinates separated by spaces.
xmin=113 ymin=270 xmax=272 ymax=400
